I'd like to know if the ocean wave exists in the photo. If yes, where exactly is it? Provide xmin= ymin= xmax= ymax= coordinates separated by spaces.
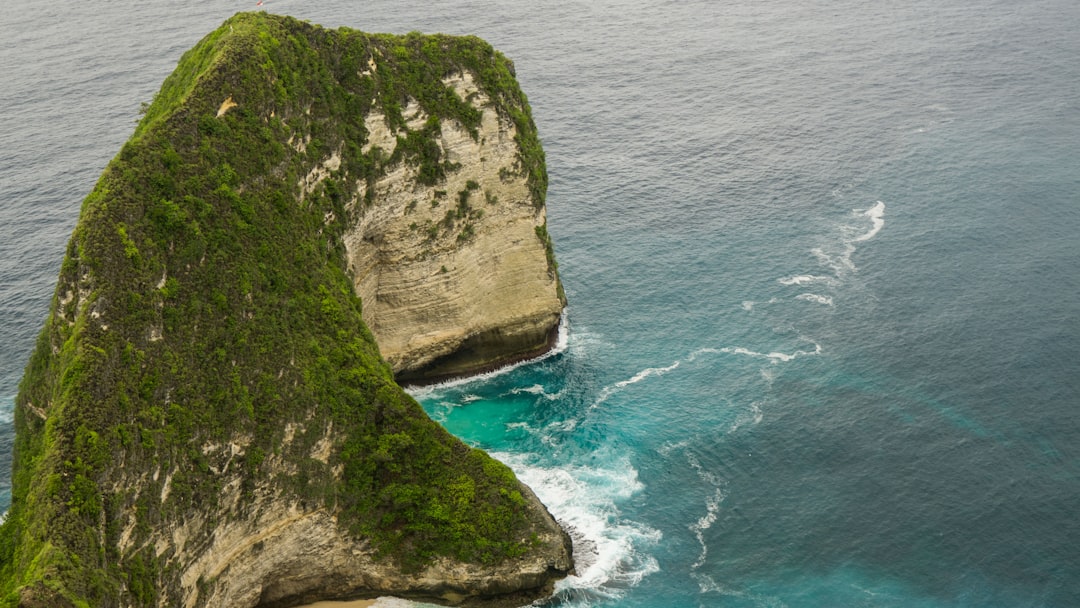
xmin=497 ymin=452 xmax=661 ymax=602
xmin=795 ymin=293 xmax=834 ymax=306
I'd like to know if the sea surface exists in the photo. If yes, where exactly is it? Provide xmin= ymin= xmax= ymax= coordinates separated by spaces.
xmin=2 ymin=0 xmax=1080 ymax=606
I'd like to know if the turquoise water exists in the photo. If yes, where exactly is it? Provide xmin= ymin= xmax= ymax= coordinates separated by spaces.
xmin=2 ymin=0 xmax=1079 ymax=606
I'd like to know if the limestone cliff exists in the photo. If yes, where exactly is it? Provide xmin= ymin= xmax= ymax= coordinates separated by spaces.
xmin=0 ymin=13 xmax=570 ymax=608
xmin=345 ymin=68 xmax=564 ymax=383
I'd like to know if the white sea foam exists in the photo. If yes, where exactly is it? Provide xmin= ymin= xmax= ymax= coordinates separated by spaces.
xmin=812 ymin=242 xmax=858 ymax=275
xmin=741 ymin=297 xmax=782 ymax=312
xmin=506 ymin=417 xmax=579 ymax=448
xmin=853 ymin=201 xmax=886 ymax=242
xmin=720 ymin=342 xmax=822 ymax=363
xmin=692 ymin=342 xmax=820 ymax=365
xmin=729 ymin=401 xmax=764 ymax=433
xmin=805 ymin=200 xmax=886 ymax=277
xmin=0 ymin=396 xmax=13 ymax=426
xmin=656 ymin=439 xmax=691 ymax=457
xmin=507 ymin=383 xmax=565 ymax=401
xmin=497 ymin=452 xmax=661 ymax=600
xmin=687 ymin=348 xmax=722 ymax=362
xmin=681 ymin=451 xmax=729 ymax=571
xmin=686 ymin=451 xmax=723 ymax=488
xmin=545 ymin=417 xmax=580 ymax=434
xmin=505 ymin=421 xmax=533 ymax=433
xmin=591 ymin=361 xmax=680 ymax=409
xmin=777 ymin=274 xmax=836 ymax=286
xmin=795 ymin=293 xmax=834 ymax=306
xmin=424 ymin=399 xmax=464 ymax=424
xmin=692 ymin=573 xmax=786 ymax=607
xmin=690 ymin=487 xmax=726 ymax=570
xmin=512 ymin=384 xmax=547 ymax=395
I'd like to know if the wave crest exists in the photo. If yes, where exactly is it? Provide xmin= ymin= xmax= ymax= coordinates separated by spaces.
xmin=497 ymin=452 xmax=661 ymax=601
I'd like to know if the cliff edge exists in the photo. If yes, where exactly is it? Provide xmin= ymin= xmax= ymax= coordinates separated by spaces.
xmin=0 ymin=13 xmax=570 ymax=608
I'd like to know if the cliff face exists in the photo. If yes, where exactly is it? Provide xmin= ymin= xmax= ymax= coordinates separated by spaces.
xmin=0 ymin=13 xmax=570 ymax=608
xmin=345 ymin=69 xmax=564 ymax=383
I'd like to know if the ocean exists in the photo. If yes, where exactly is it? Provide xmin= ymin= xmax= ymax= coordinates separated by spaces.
xmin=2 ymin=0 xmax=1080 ymax=606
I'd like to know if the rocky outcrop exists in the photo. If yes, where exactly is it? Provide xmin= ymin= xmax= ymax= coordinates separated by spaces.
xmin=150 ymin=426 xmax=571 ymax=608
xmin=0 ymin=13 xmax=571 ymax=608
xmin=343 ymin=74 xmax=564 ymax=384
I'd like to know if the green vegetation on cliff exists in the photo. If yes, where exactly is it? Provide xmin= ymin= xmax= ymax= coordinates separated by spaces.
xmin=0 ymin=13 xmax=561 ymax=607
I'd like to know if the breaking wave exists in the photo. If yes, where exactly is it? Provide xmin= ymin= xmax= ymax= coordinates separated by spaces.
xmin=497 ymin=452 xmax=662 ymax=604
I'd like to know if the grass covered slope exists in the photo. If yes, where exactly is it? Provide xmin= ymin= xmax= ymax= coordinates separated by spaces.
xmin=0 ymin=13 xmax=569 ymax=608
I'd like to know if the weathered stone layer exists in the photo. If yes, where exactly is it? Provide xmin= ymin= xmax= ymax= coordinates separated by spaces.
xmin=160 ymin=430 xmax=572 ymax=608
xmin=343 ymin=71 xmax=564 ymax=382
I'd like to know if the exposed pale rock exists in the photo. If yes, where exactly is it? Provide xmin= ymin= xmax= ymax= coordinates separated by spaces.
xmin=345 ymin=72 xmax=564 ymax=382
xmin=116 ymin=421 xmax=572 ymax=608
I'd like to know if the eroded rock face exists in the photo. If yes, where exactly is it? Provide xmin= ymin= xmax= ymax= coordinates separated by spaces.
xmin=344 ymin=71 xmax=564 ymax=383
xmin=156 ymin=427 xmax=572 ymax=608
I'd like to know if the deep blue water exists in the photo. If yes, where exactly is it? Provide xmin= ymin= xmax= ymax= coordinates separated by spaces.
xmin=3 ymin=0 xmax=1080 ymax=606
